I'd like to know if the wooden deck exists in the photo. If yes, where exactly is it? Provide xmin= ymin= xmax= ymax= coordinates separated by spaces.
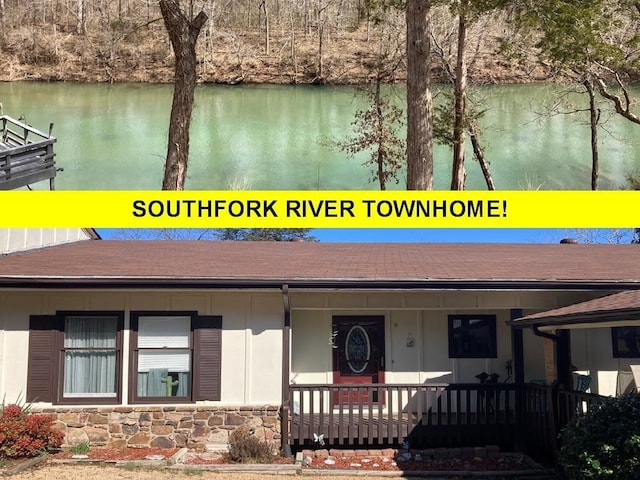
xmin=0 ymin=115 xmax=57 ymax=190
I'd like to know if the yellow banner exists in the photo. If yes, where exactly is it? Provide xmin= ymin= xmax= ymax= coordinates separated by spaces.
xmin=1 ymin=190 xmax=638 ymax=228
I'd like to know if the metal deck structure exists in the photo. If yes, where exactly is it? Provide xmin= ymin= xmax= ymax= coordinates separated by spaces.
xmin=0 ymin=115 xmax=56 ymax=190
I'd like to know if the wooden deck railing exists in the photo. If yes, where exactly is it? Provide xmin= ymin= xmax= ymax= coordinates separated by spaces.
xmin=287 ymin=383 xmax=607 ymax=455
xmin=554 ymin=388 xmax=603 ymax=431
xmin=288 ymin=383 xmax=518 ymax=449
xmin=521 ymin=384 xmax=604 ymax=457
xmin=0 ymin=115 xmax=56 ymax=190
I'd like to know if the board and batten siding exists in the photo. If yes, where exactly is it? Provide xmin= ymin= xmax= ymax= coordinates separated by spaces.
xmin=0 ymin=290 xmax=283 ymax=406
xmin=0 ymin=287 xmax=625 ymax=406
xmin=289 ymin=289 xmax=611 ymax=390
xmin=0 ymin=228 xmax=94 ymax=254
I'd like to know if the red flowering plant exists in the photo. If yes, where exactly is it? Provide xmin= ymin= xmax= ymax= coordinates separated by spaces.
xmin=0 ymin=402 xmax=63 ymax=458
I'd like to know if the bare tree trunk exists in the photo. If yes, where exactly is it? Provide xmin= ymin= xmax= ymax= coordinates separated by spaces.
xmin=317 ymin=19 xmax=323 ymax=79
xmin=469 ymin=124 xmax=495 ymax=190
xmin=159 ymin=0 xmax=207 ymax=190
xmin=406 ymin=0 xmax=433 ymax=190
xmin=289 ymin=9 xmax=298 ymax=83
xmin=315 ymin=1 xmax=325 ymax=83
xmin=375 ymin=78 xmax=386 ymax=190
xmin=260 ymin=0 xmax=270 ymax=54
xmin=76 ymin=0 xmax=86 ymax=34
xmin=584 ymin=79 xmax=600 ymax=190
xmin=0 ymin=0 xmax=5 ymax=41
xmin=451 ymin=1 xmax=468 ymax=190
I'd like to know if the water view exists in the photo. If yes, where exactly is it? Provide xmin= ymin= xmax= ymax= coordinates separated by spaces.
xmin=1 ymin=81 xmax=639 ymax=190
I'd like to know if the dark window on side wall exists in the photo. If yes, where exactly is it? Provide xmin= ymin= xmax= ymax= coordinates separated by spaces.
xmin=448 ymin=314 xmax=497 ymax=358
xmin=612 ymin=326 xmax=640 ymax=358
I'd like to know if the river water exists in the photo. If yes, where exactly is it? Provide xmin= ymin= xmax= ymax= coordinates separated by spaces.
xmin=1 ymin=81 xmax=639 ymax=190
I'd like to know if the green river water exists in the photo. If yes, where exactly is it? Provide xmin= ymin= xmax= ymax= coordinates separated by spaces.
xmin=1 ymin=81 xmax=639 ymax=190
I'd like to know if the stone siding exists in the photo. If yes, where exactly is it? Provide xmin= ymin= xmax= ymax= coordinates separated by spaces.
xmin=32 ymin=406 xmax=281 ymax=451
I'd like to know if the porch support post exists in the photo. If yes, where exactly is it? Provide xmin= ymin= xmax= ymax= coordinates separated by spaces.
xmin=556 ymin=330 xmax=572 ymax=390
xmin=510 ymin=309 xmax=525 ymax=451
xmin=510 ymin=309 xmax=524 ymax=384
xmin=281 ymin=284 xmax=292 ymax=456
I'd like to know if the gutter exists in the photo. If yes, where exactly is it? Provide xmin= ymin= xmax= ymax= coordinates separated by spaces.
xmin=1 ymin=277 xmax=639 ymax=291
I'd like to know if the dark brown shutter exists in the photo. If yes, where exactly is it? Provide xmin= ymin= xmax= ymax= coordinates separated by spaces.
xmin=128 ymin=314 xmax=139 ymax=404
xmin=193 ymin=315 xmax=222 ymax=401
xmin=27 ymin=315 xmax=60 ymax=403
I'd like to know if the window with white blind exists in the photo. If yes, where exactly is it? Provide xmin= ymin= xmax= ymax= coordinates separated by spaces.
xmin=131 ymin=312 xmax=194 ymax=400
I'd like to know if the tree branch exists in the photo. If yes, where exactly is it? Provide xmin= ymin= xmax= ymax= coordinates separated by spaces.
xmin=595 ymin=74 xmax=640 ymax=125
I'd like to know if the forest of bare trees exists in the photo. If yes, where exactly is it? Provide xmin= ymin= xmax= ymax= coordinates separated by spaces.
xmin=2 ymin=1 xmax=640 ymax=192
xmin=0 ymin=0 xmax=547 ymax=85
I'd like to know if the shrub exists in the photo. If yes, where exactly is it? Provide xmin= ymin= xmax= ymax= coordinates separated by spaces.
xmin=70 ymin=441 xmax=90 ymax=455
xmin=559 ymin=393 xmax=640 ymax=480
xmin=0 ymin=404 xmax=64 ymax=458
xmin=224 ymin=425 xmax=274 ymax=464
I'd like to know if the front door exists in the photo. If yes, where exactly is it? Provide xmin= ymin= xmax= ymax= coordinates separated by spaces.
xmin=332 ymin=315 xmax=385 ymax=404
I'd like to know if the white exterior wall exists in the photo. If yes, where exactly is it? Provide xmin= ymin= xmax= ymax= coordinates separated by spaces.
xmin=0 ymin=228 xmax=93 ymax=253
xmin=0 ymin=289 xmax=283 ymax=407
xmin=1 ymin=287 xmax=627 ymax=409
xmin=571 ymin=326 xmax=640 ymax=397
xmin=290 ymin=289 xmax=612 ymax=391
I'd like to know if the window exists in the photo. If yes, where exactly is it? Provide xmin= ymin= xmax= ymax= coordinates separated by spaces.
xmin=130 ymin=312 xmax=222 ymax=403
xmin=27 ymin=312 xmax=124 ymax=404
xmin=448 ymin=314 xmax=497 ymax=358
xmin=27 ymin=310 xmax=222 ymax=405
xmin=63 ymin=315 xmax=120 ymax=398
xmin=612 ymin=326 xmax=640 ymax=358
xmin=132 ymin=313 xmax=192 ymax=400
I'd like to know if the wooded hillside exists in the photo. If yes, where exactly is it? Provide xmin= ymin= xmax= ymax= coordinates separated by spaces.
xmin=0 ymin=0 xmax=552 ymax=84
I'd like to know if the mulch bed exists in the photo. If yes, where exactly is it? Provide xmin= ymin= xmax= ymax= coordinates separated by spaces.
xmin=53 ymin=447 xmax=179 ymax=461
xmin=181 ymin=450 xmax=538 ymax=472
xmin=183 ymin=454 xmax=294 ymax=465
xmin=305 ymin=454 xmax=535 ymax=472
xmin=46 ymin=447 xmax=541 ymax=473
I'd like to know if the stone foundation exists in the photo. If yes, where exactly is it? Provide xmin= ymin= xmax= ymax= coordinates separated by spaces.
xmin=32 ymin=405 xmax=281 ymax=451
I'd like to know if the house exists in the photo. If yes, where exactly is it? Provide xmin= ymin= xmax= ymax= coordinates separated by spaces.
xmin=0 ymin=230 xmax=638 ymax=455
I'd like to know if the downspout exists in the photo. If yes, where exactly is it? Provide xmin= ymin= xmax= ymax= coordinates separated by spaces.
xmin=532 ymin=325 xmax=572 ymax=389
xmin=281 ymin=284 xmax=292 ymax=456
xmin=532 ymin=325 xmax=559 ymax=341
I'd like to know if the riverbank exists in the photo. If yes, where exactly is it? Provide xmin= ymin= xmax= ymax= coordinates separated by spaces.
xmin=0 ymin=18 xmax=551 ymax=85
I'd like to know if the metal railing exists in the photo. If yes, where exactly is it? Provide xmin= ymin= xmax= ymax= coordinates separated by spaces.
xmin=0 ymin=115 xmax=56 ymax=190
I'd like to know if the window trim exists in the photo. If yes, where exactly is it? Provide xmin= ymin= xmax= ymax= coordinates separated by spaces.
xmin=129 ymin=311 xmax=197 ymax=404
xmin=56 ymin=311 xmax=124 ymax=405
xmin=448 ymin=314 xmax=497 ymax=359
xmin=611 ymin=326 xmax=640 ymax=358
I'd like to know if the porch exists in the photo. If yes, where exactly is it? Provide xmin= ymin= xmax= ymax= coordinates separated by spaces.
xmin=0 ymin=115 xmax=57 ymax=190
xmin=286 ymin=382 xmax=604 ymax=459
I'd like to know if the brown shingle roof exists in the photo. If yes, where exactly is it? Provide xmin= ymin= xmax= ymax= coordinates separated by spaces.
xmin=0 ymin=241 xmax=639 ymax=288
xmin=511 ymin=290 xmax=640 ymax=327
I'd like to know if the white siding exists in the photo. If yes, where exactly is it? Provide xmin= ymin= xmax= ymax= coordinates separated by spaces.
xmin=0 ymin=288 xmax=627 ymax=408
xmin=289 ymin=290 xmax=615 ymax=393
xmin=0 ymin=289 xmax=283 ymax=407
xmin=0 ymin=228 xmax=93 ymax=253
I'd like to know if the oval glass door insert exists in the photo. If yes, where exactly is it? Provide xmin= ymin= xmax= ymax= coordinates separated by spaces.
xmin=345 ymin=325 xmax=371 ymax=373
